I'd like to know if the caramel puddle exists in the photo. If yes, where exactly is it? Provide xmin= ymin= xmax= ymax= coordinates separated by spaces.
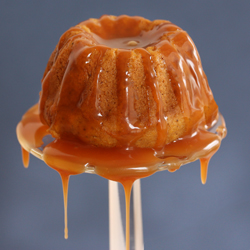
xmin=17 ymin=104 xmax=226 ymax=248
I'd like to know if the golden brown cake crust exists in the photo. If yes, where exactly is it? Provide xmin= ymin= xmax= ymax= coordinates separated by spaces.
xmin=39 ymin=15 xmax=218 ymax=148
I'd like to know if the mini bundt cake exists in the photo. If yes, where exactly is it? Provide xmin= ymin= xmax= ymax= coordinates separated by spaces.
xmin=39 ymin=15 xmax=218 ymax=148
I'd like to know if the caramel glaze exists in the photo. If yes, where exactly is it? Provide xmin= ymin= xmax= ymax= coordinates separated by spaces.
xmin=16 ymin=15 xmax=227 ymax=249
xmin=17 ymin=104 xmax=226 ymax=245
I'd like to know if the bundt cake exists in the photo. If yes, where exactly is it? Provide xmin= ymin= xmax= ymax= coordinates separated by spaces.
xmin=39 ymin=15 xmax=218 ymax=149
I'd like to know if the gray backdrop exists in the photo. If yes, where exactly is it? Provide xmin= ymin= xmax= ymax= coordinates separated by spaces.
xmin=1 ymin=0 xmax=250 ymax=249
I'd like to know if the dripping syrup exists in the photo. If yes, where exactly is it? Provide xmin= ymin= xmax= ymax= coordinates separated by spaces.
xmin=21 ymin=146 xmax=29 ymax=168
xmin=17 ymin=104 xmax=225 ymax=244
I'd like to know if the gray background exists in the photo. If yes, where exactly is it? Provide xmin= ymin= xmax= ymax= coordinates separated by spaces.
xmin=1 ymin=0 xmax=250 ymax=249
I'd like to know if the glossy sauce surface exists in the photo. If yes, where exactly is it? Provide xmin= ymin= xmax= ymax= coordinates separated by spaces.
xmin=17 ymin=103 xmax=225 ymax=245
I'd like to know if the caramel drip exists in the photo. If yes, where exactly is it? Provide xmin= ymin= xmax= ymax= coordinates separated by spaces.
xmin=60 ymin=172 xmax=70 ymax=239
xmin=170 ymin=31 xmax=218 ymax=128
xmin=16 ymin=104 xmax=49 ymax=149
xmin=122 ymin=180 xmax=134 ymax=250
xmin=137 ymin=48 xmax=167 ymax=149
xmin=40 ymin=38 xmax=99 ymax=127
xmin=115 ymin=50 xmax=143 ymax=145
xmin=200 ymin=157 xmax=210 ymax=185
xmin=171 ymin=31 xmax=211 ymax=102
xmin=48 ymin=45 xmax=110 ymax=139
xmin=21 ymin=146 xmax=29 ymax=168
xmin=84 ymin=46 xmax=109 ymax=120
xmin=157 ymin=42 xmax=194 ymax=120
xmin=116 ymin=50 xmax=132 ymax=132
xmin=90 ymin=50 xmax=105 ymax=115
xmin=157 ymin=40 xmax=214 ymax=135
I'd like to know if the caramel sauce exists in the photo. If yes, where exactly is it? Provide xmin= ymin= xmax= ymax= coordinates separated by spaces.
xmin=60 ymin=172 xmax=70 ymax=239
xmin=123 ymin=180 xmax=134 ymax=250
xmin=136 ymin=48 xmax=167 ymax=148
xmin=21 ymin=146 xmax=29 ymax=168
xmin=200 ymin=157 xmax=210 ymax=185
xmin=17 ymin=104 xmax=225 ymax=243
xmin=16 ymin=15 xmax=227 ymax=249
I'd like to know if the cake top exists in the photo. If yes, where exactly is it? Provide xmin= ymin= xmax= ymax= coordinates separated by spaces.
xmin=78 ymin=15 xmax=173 ymax=49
